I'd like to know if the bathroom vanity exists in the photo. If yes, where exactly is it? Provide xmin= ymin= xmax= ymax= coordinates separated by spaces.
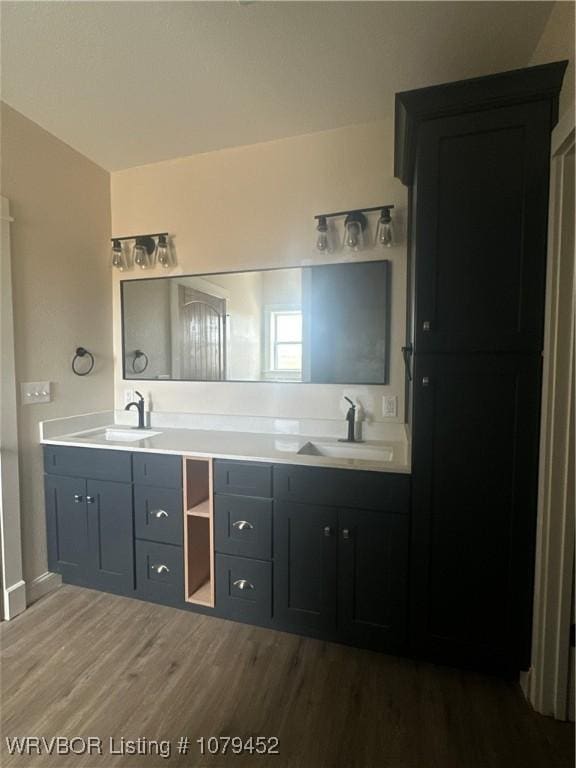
xmin=41 ymin=60 xmax=568 ymax=677
xmin=43 ymin=433 xmax=410 ymax=654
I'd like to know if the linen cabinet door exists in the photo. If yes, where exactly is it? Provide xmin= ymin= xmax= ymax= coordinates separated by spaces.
xmin=338 ymin=509 xmax=408 ymax=651
xmin=274 ymin=502 xmax=337 ymax=634
xmin=45 ymin=475 xmax=90 ymax=585
xmin=414 ymin=101 xmax=551 ymax=355
xmin=410 ymin=354 xmax=542 ymax=672
xmin=86 ymin=480 xmax=134 ymax=595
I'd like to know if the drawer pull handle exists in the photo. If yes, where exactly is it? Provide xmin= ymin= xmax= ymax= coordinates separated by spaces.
xmin=73 ymin=494 xmax=83 ymax=503
xmin=232 ymin=520 xmax=254 ymax=531
xmin=233 ymin=579 xmax=254 ymax=591
xmin=152 ymin=509 xmax=169 ymax=519
xmin=342 ymin=528 xmax=351 ymax=540
xmin=152 ymin=564 xmax=170 ymax=574
xmin=86 ymin=496 xmax=95 ymax=504
xmin=323 ymin=526 xmax=332 ymax=537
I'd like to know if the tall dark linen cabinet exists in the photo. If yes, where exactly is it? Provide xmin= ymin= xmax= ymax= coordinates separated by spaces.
xmin=395 ymin=62 xmax=568 ymax=673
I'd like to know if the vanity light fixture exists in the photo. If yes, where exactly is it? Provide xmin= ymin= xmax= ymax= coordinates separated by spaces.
xmin=315 ymin=216 xmax=329 ymax=252
xmin=111 ymin=239 xmax=125 ymax=271
xmin=109 ymin=233 xmax=171 ymax=271
xmin=314 ymin=205 xmax=394 ymax=252
xmin=156 ymin=234 xmax=170 ymax=268
xmin=376 ymin=206 xmax=394 ymax=248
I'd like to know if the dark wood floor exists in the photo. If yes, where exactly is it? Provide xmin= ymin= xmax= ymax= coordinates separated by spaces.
xmin=1 ymin=586 xmax=573 ymax=768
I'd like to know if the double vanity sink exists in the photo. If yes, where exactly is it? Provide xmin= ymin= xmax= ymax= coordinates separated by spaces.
xmin=58 ymin=425 xmax=403 ymax=470
xmin=42 ymin=412 xmax=411 ymax=655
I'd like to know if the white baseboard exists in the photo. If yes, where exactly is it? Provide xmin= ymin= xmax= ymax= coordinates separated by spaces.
xmin=3 ymin=579 xmax=27 ymax=620
xmin=26 ymin=571 xmax=62 ymax=606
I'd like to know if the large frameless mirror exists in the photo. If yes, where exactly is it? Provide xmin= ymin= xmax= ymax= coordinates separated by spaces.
xmin=121 ymin=260 xmax=390 ymax=384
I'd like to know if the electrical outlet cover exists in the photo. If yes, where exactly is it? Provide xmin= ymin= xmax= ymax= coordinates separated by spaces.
xmin=382 ymin=395 xmax=398 ymax=418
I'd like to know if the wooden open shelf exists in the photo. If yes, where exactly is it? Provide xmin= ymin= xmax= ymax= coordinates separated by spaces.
xmin=183 ymin=456 xmax=214 ymax=608
xmin=186 ymin=499 xmax=210 ymax=518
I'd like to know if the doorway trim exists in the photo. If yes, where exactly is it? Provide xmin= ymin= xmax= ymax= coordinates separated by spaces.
xmin=523 ymin=104 xmax=575 ymax=720
xmin=0 ymin=195 xmax=26 ymax=620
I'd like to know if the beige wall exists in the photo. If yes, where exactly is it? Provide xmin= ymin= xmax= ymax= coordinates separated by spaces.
xmin=0 ymin=104 xmax=113 ymax=587
xmin=111 ymin=119 xmax=407 ymax=423
xmin=530 ymin=0 xmax=575 ymax=121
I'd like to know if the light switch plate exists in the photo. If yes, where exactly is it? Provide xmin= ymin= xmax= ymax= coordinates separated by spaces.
xmin=382 ymin=395 xmax=398 ymax=418
xmin=21 ymin=381 xmax=52 ymax=405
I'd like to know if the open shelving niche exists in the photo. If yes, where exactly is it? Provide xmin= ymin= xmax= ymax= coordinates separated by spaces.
xmin=183 ymin=456 xmax=214 ymax=607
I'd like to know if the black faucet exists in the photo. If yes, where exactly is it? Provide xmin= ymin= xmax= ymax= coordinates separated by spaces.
xmin=339 ymin=396 xmax=364 ymax=443
xmin=125 ymin=391 xmax=145 ymax=429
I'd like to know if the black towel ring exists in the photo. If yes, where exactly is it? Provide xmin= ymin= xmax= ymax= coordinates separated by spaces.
xmin=132 ymin=349 xmax=149 ymax=374
xmin=72 ymin=347 xmax=95 ymax=376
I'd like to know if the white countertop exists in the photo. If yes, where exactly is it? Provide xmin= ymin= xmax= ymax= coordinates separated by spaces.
xmin=41 ymin=423 xmax=411 ymax=474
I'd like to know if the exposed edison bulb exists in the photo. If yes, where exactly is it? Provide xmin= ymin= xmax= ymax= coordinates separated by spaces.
xmin=133 ymin=240 xmax=148 ymax=269
xmin=343 ymin=212 xmax=366 ymax=252
xmin=316 ymin=216 xmax=329 ymax=252
xmin=157 ymin=234 xmax=170 ymax=268
xmin=111 ymin=239 xmax=124 ymax=270
xmin=376 ymin=208 xmax=393 ymax=247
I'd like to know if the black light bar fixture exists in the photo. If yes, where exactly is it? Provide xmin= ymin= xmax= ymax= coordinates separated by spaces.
xmin=314 ymin=205 xmax=394 ymax=253
xmin=110 ymin=232 xmax=172 ymax=271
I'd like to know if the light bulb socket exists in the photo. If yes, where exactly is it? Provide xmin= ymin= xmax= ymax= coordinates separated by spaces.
xmin=344 ymin=211 xmax=368 ymax=231
xmin=135 ymin=236 xmax=157 ymax=255
xmin=316 ymin=216 xmax=328 ymax=233
xmin=379 ymin=207 xmax=392 ymax=224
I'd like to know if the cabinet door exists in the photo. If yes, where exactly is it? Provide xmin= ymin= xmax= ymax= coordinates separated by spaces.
xmin=86 ymin=480 xmax=134 ymax=594
xmin=45 ymin=476 xmax=90 ymax=585
xmin=274 ymin=502 xmax=337 ymax=633
xmin=414 ymin=101 xmax=551 ymax=354
xmin=338 ymin=510 xmax=408 ymax=651
xmin=411 ymin=354 xmax=541 ymax=671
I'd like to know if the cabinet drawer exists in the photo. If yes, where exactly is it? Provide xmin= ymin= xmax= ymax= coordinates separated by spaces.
xmin=44 ymin=446 xmax=132 ymax=483
xmin=216 ymin=555 xmax=272 ymax=623
xmin=135 ymin=540 xmax=184 ymax=606
xmin=274 ymin=464 xmax=410 ymax=513
xmin=133 ymin=453 xmax=182 ymax=489
xmin=134 ymin=486 xmax=183 ymax=546
xmin=214 ymin=495 xmax=272 ymax=560
xmin=214 ymin=460 xmax=272 ymax=498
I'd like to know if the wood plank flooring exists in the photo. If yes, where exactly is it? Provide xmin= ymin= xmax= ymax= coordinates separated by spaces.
xmin=1 ymin=586 xmax=573 ymax=768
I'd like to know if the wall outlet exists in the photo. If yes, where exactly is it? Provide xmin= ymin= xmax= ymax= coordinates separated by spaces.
xmin=21 ymin=381 xmax=52 ymax=404
xmin=123 ymin=388 xmax=136 ymax=407
xmin=382 ymin=395 xmax=398 ymax=418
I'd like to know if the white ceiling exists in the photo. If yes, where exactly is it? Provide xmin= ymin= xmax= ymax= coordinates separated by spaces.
xmin=1 ymin=1 xmax=553 ymax=171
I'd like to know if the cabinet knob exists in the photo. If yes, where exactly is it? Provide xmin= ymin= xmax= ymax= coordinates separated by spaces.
xmin=422 ymin=320 xmax=431 ymax=331
xmin=86 ymin=496 xmax=95 ymax=504
xmin=152 ymin=509 xmax=168 ymax=519
xmin=232 ymin=520 xmax=254 ymax=531
xmin=233 ymin=579 xmax=254 ymax=591
xmin=152 ymin=563 xmax=170 ymax=574
xmin=342 ymin=528 xmax=351 ymax=540
xmin=73 ymin=494 xmax=83 ymax=503
xmin=323 ymin=525 xmax=333 ymax=537
xmin=422 ymin=376 xmax=430 ymax=387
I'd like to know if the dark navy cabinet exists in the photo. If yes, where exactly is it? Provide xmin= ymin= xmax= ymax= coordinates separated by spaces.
xmin=45 ymin=448 xmax=410 ymax=654
xmin=274 ymin=502 xmax=338 ymax=633
xmin=45 ymin=472 xmax=134 ymax=594
xmin=395 ymin=61 xmax=567 ymax=673
xmin=273 ymin=500 xmax=408 ymax=650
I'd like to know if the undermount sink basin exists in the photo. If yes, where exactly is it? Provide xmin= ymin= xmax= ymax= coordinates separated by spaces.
xmin=97 ymin=428 xmax=161 ymax=442
xmin=297 ymin=441 xmax=394 ymax=462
